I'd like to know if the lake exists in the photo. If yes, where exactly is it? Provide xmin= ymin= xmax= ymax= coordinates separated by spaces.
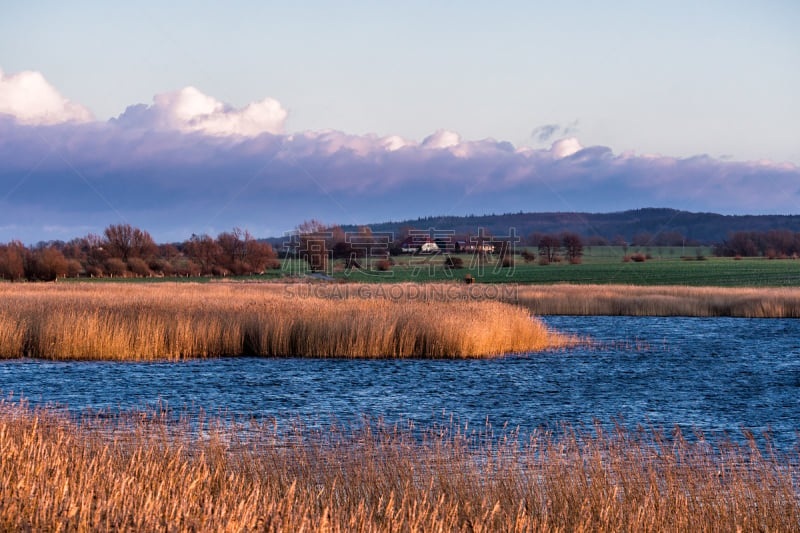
xmin=1 ymin=316 xmax=798 ymax=449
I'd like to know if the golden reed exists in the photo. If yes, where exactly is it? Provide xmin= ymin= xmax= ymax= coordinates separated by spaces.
xmin=0 ymin=400 xmax=796 ymax=532
xmin=509 ymin=284 xmax=800 ymax=317
xmin=0 ymin=282 xmax=570 ymax=360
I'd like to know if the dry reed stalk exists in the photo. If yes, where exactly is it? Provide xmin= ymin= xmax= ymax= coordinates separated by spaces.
xmin=229 ymin=281 xmax=800 ymax=318
xmin=508 ymin=284 xmax=800 ymax=317
xmin=0 ymin=401 xmax=797 ymax=532
xmin=0 ymin=283 xmax=570 ymax=360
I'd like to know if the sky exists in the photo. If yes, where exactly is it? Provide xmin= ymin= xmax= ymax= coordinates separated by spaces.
xmin=1 ymin=1 xmax=799 ymax=243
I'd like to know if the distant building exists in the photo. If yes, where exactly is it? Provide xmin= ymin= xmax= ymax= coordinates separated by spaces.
xmin=459 ymin=240 xmax=493 ymax=253
xmin=399 ymin=237 xmax=440 ymax=254
xmin=419 ymin=242 xmax=440 ymax=254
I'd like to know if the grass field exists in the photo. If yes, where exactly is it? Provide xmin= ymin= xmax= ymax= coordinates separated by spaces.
xmin=49 ymin=246 xmax=800 ymax=287
xmin=0 ymin=400 xmax=796 ymax=532
xmin=331 ymin=248 xmax=800 ymax=286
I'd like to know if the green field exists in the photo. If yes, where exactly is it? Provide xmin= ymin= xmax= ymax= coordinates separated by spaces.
xmin=58 ymin=246 xmax=800 ymax=287
xmin=308 ymin=247 xmax=800 ymax=287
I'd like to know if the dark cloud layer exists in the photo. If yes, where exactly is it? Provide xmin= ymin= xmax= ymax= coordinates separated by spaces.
xmin=0 ymin=70 xmax=797 ymax=243
xmin=2 ymin=115 xmax=798 ymax=244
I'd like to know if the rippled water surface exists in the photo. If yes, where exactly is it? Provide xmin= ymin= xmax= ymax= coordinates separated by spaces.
xmin=1 ymin=316 xmax=798 ymax=448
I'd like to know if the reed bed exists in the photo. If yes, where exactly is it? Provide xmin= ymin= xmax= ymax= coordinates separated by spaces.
xmin=509 ymin=284 xmax=800 ymax=317
xmin=249 ymin=282 xmax=800 ymax=317
xmin=0 ymin=282 xmax=569 ymax=360
xmin=241 ymin=282 xmax=800 ymax=317
xmin=0 ymin=400 xmax=797 ymax=532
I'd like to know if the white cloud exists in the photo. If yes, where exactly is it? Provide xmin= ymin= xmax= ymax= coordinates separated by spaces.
xmin=0 ymin=68 xmax=93 ymax=124
xmin=382 ymin=135 xmax=413 ymax=151
xmin=550 ymin=137 xmax=583 ymax=159
xmin=113 ymin=86 xmax=288 ymax=137
xmin=422 ymin=129 xmax=461 ymax=149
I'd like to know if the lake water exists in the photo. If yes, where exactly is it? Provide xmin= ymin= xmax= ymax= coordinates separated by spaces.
xmin=1 ymin=316 xmax=798 ymax=450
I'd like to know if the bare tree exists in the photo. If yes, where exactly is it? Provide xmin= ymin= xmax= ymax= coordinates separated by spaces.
xmin=537 ymin=235 xmax=561 ymax=263
xmin=562 ymin=232 xmax=584 ymax=264
xmin=103 ymin=224 xmax=157 ymax=262
xmin=0 ymin=241 xmax=26 ymax=280
xmin=296 ymin=220 xmax=330 ymax=273
xmin=184 ymin=234 xmax=221 ymax=275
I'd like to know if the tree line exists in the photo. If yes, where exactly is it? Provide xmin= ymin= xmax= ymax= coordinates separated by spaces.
xmin=0 ymin=222 xmax=589 ymax=280
xmin=714 ymin=230 xmax=800 ymax=258
xmin=3 ymin=222 xmax=795 ymax=281
xmin=0 ymin=224 xmax=279 ymax=281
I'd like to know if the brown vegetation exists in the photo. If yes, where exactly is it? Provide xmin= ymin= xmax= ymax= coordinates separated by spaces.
xmin=444 ymin=256 xmax=464 ymax=269
xmin=0 ymin=224 xmax=280 ymax=281
xmin=375 ymin=258 xmax=393 ymax=271
xmin=0 ymin=283 xmax=569 ymax=360
xmin=511 ymin=284 xmax=800 ymax=317
xmin=715 ymin=229 xmax=800 ymax=257
xmin=305 ymin=283 xmax=800 ymax=318
xmin=521 ymin=249 xmax=536 ymax=263
xmin=0 ymin=400 xmax=796 ymax=532
xmin=561 ymin=231 xmax=583 ymax=263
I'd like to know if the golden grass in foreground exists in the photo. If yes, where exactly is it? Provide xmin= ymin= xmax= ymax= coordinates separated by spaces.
xmin=0 ymin=283 xmax=569 ymax=360
xmin=0 ymin=401 xmax=797 ymax=532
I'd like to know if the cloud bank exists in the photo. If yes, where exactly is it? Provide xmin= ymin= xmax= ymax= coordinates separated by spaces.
xmin=0 ymin=69 xmax=798 ymax=243
xmin=0 ymin=69 xmax=93 ymax=124
xmin=112 ymin=86 xmax=287 ymax=136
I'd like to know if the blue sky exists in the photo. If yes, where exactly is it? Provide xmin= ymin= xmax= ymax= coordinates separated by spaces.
xmin=1 ymin=1 xmax=799 ymax=242
xmin=4 ymin=1 xmax=797 ymax=161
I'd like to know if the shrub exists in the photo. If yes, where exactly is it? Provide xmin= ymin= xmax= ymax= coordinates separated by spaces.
xmin=501 ymin=256 xmax=514 ymax=268
xmin=66 ymin=259 xmax=83 ymax=278
xmin=85 ymin=264 xmax=103 ymax=278
xmin=149 ymin=259 xmax=174 ymax=276
xmin=375 ymin=259 xmax=392 ymax=272
xmin=104 ymin=258 xmax=127 ymax=277
xmin=630 ymin=253 xmax=647 ymax=262
xmin=25 ymin=247 xmax=69 ymax=281
xmin=127 ymin=257 xmax=151 ymax=277
xmin=173 ymin=259 xmax=201 ymax=277
xmin=211 ymin=266 xmax=231 ymax=277
xmin=444 ymin=256 xmax=464 ymax=269
xmin=521 ymin=250 xmax=536 ymax=263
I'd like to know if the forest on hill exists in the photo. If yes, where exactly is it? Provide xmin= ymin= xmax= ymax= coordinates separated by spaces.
xmin=330 ymin=208 xmax=800 ymax=246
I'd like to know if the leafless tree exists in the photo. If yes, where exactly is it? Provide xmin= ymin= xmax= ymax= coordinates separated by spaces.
xmin=562 ymin=232 xmax=584 ymax=263
xmin=103 ymin=224 xmax=157 ymax=261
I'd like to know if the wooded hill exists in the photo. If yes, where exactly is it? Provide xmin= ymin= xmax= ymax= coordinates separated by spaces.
xmin=326 ymin=208 xmax=800 ymax=245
